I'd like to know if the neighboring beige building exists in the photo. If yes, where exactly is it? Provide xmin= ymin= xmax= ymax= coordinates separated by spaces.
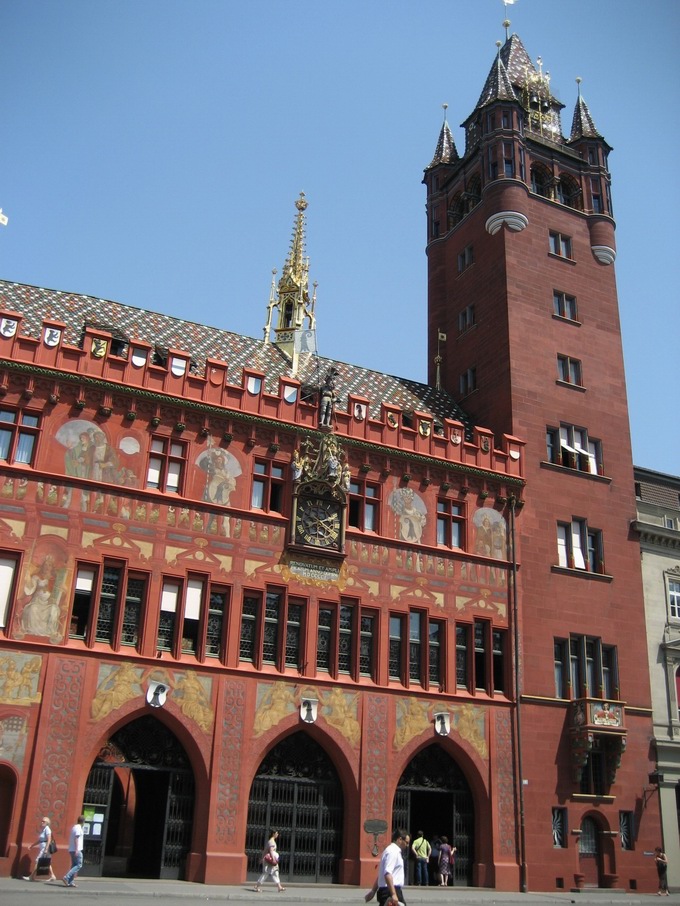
xmin=634 ymin=467 xmax=680 ymax=887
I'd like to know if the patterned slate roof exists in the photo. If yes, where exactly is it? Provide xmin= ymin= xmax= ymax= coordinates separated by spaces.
xmin=0 ymin=279 xmax=473 ymax=434
xmin=427 ymin=119 xmax=459 ymax=169
xmin=570 ymin=94 xmax=602 ymax=141
xmin=475 ymin=53 xmax=519 ymax=109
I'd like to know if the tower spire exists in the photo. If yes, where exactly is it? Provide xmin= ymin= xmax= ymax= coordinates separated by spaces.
xmin=263 ymin=193 xmax=317 ymax=371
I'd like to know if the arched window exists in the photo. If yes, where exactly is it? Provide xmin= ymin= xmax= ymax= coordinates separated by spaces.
xmin=556 ymin=175 xmax=581 ymax=210
xmin=530 ymin=164 xmax=551 ymax=198
xmin=448 ymin=194 xmax=465 ymax=228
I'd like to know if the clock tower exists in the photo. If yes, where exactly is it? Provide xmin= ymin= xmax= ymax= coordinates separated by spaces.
xmin=423 ymin=23 xmax=656 ymax=891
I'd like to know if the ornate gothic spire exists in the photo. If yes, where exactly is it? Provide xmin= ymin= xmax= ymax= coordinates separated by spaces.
xmin=263 ymin=194 xmax=316 ymax=371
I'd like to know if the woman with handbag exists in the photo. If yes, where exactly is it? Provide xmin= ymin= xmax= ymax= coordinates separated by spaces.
xmin=23 ymin=816 xmax=56 ymax=882
xmin=254 ymin=829 xmax=286 ymax=892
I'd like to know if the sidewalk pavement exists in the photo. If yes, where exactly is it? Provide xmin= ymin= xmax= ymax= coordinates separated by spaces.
xmin=0 ymin=876 xmax=677 ymax=904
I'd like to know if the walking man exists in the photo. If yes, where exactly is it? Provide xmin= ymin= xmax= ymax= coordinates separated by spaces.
xmin=411 ymin=830 xmax=431 ymax=886
xmin=375 ymin=828 xmax=410 ymax=906
xmin=63 ymin=815 xmax=84 ymax=888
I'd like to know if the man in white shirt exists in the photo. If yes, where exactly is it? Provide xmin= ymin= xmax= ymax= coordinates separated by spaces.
xmin=375 ymin=828 xmax=410 ymax=906
xmin=62 ymin=815 xmax=85 ymax=888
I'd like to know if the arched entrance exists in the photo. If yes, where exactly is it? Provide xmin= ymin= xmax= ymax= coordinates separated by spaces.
xmin=578 ymin=816 xmax=602 ymax=887
xmin=81 ymin=715 xmax=195 ymax=880
xmin=393 ymin=744 xmax=474 ymax=886
xmin=245 ymin=732 xmax=343 ymax=883
xmin=0 ymin=764 xmax=16 ymax=859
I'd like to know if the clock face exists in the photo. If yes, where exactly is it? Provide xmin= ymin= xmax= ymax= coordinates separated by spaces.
xmin=295 ymin=498 xmax=341 ymax=549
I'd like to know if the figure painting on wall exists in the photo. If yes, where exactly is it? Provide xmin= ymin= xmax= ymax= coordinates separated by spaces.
xmin=57 ymin=420 xmax=139 ymax=510
xmin=197 ymin=444 xmax=241 ymax=505
xmin=14 ymin=546 xmax=69 ymax=643
xmin=471 ymin=507 xmax=508 ymax=584
xmin=388 ymin=487 xmax=427 ymax=543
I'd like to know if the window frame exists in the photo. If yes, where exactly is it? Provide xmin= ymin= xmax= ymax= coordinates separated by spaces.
xmin=457 ymin=244 xmax=474 ymax=273
xmin=0 ymin=555 xmax=18 ymax=628
xmin=146 ymin=435 xmax=187 ymax=494
xmin=668 ymin=576 xmax=680 ymax=621
xmin=459 ymin=367 xmax=477 ymax=397
xmin=549 ymin=230 xmax=573 ymax=259
xmin=348 ymin=477 xmax=380 ymax=533
xmin=556 ymin=354 xmax=583 ymax=386
xmin=458 ymin=304 xmax=476 ymax=334
xmin=239 ymin=586 xmax=303 ymax=672
xmin=436 ymin=498 xmax=465 ymax=549
xmin=553 ymin=290 xmax=578 ymax=322
xmin=251 ymin=459 xmax=286 ymax=514
xmin=0 ymin=407 xmax=40 ymax=466
xmin=557 ymin=518 xmax=604 ymax=573
xmin=557 ymin=634 xmax=619 ymax=700
xmin=70 ymin=561 xmax=148 ymax=651
xmin=546 ymin=424 xmax=602 ymax=475
xmin=316 ymin=598 xmax=377 ymax=681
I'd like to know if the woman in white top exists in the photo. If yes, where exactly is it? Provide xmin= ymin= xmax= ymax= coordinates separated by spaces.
xmin=254 ymin=829 xmax=286 ymax=892
xmin=24 ymin=816 xmax=56 ymax=882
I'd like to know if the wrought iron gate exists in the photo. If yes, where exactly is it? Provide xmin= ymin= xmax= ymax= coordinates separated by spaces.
xmin=393 ymin=745 xmax=474 ymax=886
xmin=82 ymin=716 xmax=195 ymax=880
xmin=245 ymin=733 xmax=343 ymax=883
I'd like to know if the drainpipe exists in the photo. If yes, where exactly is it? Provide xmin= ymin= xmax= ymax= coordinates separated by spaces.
xmin=509 ymin=495 xmax=528 ymax=893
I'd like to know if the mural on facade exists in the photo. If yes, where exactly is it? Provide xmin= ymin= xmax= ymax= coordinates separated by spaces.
xmin=451 ymin=704 xmax=488 ymax=759
xmin=323 ymin=687 xmax=360 ymax=747
xmin=91 ymin=662 xmax=142 ymax=720
xmin=57 ymin=420 xmax=138 ymax=487
xmin=12 ymin=542 xmax=70 ymax=643
xmin=253 ymin=681 xmax=296 ymax=737
xmin=174 ymin=670 xmax=214 ymax=733
xmin=0 ymin=652 xmax=42 ymax=704
xmin=91 ymin=661 xmax=215 ymax=733
xmin=394 ymin=697 xmax=431 ymax=750
xmin=388 ymin=487 xmax=427 ymax=543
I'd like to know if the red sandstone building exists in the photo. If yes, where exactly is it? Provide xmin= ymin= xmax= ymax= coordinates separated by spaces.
xmin=0 ymin=28 xmax=659 ymax=893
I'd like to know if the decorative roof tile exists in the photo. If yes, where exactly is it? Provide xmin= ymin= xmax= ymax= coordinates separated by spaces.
xmin=0 ymin=279 xmax=473 ymax=434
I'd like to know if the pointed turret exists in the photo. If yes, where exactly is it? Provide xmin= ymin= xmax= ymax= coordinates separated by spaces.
xmin=426 ymin=104 xmax=458 ymax=169
xmin=263 ymin=193 xmax=317 ymax=371
xmin=476 ymin=43 xmax=518 ymax=108
xmin=569 ymin=82 xmax=602 ymax=141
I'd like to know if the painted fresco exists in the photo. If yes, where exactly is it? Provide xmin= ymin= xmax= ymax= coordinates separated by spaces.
xmin=0 ymin=652 xmax=42 ymax=704
xmin=388 ymin=486 xmax=427 ymax=543
xmin=12 ymin=541 xmax=70 ymax=643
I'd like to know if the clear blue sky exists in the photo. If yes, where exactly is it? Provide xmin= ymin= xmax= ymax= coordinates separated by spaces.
xmin=1 ymin=0 xmax=677 ymax=475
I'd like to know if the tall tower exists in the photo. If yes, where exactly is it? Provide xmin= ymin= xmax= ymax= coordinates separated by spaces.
xmin=424 ymin=28 xmax=659 ymax=890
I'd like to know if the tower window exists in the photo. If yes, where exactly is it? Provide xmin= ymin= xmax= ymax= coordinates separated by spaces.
xmin=556 ymin=355 xmax=583 ymax=386
xmin=459 ymin=367 xmax=477 ymax=397
xmin=556 ymin=519 xmax=604 ymax=573
xmin=457 ymin=245 xmax=474 ymax=273
xmin=458 ymin=304 xmax=476 ymax=333
xmin=549 ymin=231 xmax=573 ymax=259
xmin=553 ymin=290 xmax=578 ymax=321
xmin=546 ymin=424 xmax=602 ymax=474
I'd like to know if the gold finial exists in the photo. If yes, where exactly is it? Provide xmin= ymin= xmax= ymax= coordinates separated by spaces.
xmin=296 ymin=191 xmax=307 ymax=212
xmin=576 ymin=76 xmax=582 ymax=98
xmin=442 ymin=102 xmax=449 ymax=122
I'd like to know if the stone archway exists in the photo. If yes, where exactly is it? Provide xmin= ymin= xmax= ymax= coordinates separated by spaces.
xmin=82 ymin=714 xmax=195 ymax=880
xmin=393 ymin=744 xmax=474 ymax=886
xmin=245 ymin=732 xmax=344 ymax=883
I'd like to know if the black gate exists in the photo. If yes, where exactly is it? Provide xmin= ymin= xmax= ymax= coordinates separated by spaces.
xmin=393 ymin=745 xmax=474 ymax=886
xmin=82 ymin=716 xmax=195 ymax=880
xmin=245 ymin=733 xmax=343 ymax=883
